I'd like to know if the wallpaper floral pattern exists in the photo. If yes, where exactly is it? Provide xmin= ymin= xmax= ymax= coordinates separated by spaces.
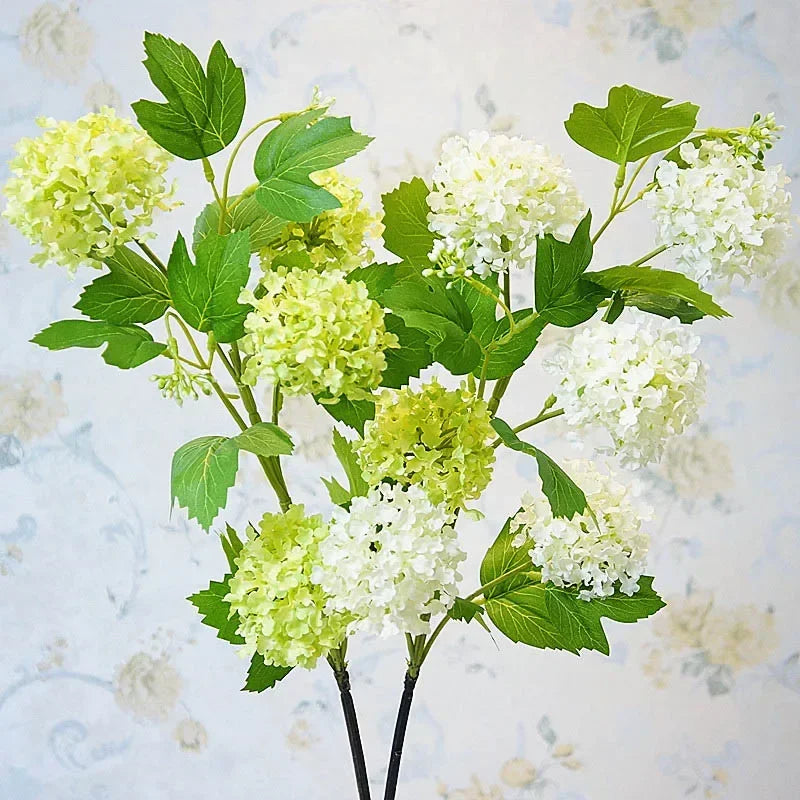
xmin=1 ymin=1 xmax=798 ymax=798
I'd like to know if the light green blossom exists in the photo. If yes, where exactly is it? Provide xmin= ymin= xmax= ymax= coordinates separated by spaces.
xmin=240 ymin=267 xmax=398 ymax=400
xmin=2 ymin=107 xmax=177 ymax=274
xmin=260 ymin=168 xmax=382 ymax=271
xmin=355 ymin=380 xmax=496 ymax=511
xmin=225 ymin=506 xmax=350 ymax=669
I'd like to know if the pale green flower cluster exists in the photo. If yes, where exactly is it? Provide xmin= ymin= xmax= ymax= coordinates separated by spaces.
xmin=355 ymin=380 xmax=496 ymax=511
xmin=259 ymin=169 xmax=382 ymax=272
xmin=2 ymin=107 xmax=177 ymax=273
xmin=240 ymin=267 xmax=398 ymax=400
xmin=225 ymin=506 xmax=351 ymax=669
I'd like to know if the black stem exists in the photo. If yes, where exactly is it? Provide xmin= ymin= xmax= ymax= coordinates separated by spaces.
xmin=333 ymin=667 xmax=372 ymax=800
xmin=383 ymin=671 xmax=418 ymax=800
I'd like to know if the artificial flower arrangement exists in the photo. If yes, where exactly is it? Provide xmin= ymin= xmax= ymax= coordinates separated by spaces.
xmin=4 ymin=32 xmax=791 ymax=800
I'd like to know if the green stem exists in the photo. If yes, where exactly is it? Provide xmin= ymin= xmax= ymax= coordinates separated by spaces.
xmin=630 ymin=244 xmax=668 ymax=267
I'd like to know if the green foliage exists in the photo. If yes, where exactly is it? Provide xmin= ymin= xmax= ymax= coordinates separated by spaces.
xmin=602 ymin=291 xmax=625 ymax=324
xmin=220 ymin=523 xmax=244 ymax=572
xmin=167 ymin=229 xmax=252 ymax=343
xmin=187 ymin=575 xmax=245 ymax=644
xmin=491 ymin=418 xmax=588 ymax=519
xmin=317 ymin=395 xmax=375 ymax=435
xmin=584 ymin=265 xmax=730 ymax=320
xmin=623 ymin=292 xmax=705 ymax=324
xmin=479 ymin=519 xmax=664 ymax=654
xmin=172 ymin=424 xmax=294 ymax=530
xmin=193 ymin=195 xmax=286 ymax=253
xmin=534 ymin=212 xmax=608 ymax=327
xmin=253 ymin=109 xmax=372 ymax=222
xmin=133 ymin=34 xmax=245 ymax=160
xmin=380 ymin=315 xmax=434 ymax=388
xmin=243 ymin=653 xmax=293 ymax=692
xmin=31 ymin=320 xmax=166 ymax=369
xmin=234 ymin=422 xmax=294 ymax=458
xmin=381 ymin=177 xmax=436 ymax=263
xmin=75 ymin=245 xmax=170 ymax=325
xmin=449 ymin=597 xmax=486 ymax=624
xmin=322 ymin=429 xmax=369 ymax=507
xmin=565 ymin=85 xmax=699 ymax=165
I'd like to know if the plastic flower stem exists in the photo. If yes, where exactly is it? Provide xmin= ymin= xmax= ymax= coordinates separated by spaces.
xmin=616 ymin=156 xmax=650 ymax=209
xmin=383 ymin=671 xmax=418 ymax=800
xmin=328 ymin=643 xmax=372 ymax=800
xmin=135 ymin=240 xmax=168 ymax=275
xmin=629 ymin=244 xmax=668 ymax=267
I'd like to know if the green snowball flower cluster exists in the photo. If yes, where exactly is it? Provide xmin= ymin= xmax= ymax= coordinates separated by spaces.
xmin=259 ymin=168 xmax=382 ymax=272
xmin=355 ymin=379 xmax=496 ymax=511
xmin=239 ymin=267 xmax=398 ymax=400
xmin=2 ymin=107 xmax=177 ymax=273
xmin=225 ymin=505 xmax=351 ymax=669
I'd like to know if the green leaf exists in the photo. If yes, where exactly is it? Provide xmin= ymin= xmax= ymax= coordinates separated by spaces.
xmin=171 ymin=435 xmax=240 ymax=531
xmin=243 ymin=653 xmax=293 ymax=692
xmin=167 ymin=229 xmax=252 ymax=343
xmin=347 ymin=261 xmax=416 ymax=299
xmin=564 ymin=85 xmax=699 ymax=165
xmin=321 ymin=476 xmax=353 ymax=506
xmin=534 ymin=213 xmax=607 ymax=327
xmin=234 ymin=422 xmax=294 ymax=458
xmin=254 ymin=109 xmax=372 ymax=222
xmin=544 ymin=577 xmax=665 ymax=655
xmin=331 ymin=429 xmax=369 ymax=497
xmin=583 ymin=266 xmax=730 ymax=319
xmin=491 ymin=418 xmax=588 ymax=519
xmin=479 ymin=517 xmax=538 ymax=598
xmin=602 ymin=291 xmax=625 ymax=324
xmin=31 ymin=320 xmax=166 ymax=369
xmin=449 ymin=597 xmax=486 ymax=623
xmin=317 ymin=395 xmax=375 ymax=435
xmin=193 ymin=195 xmax=286 ymax=253
xmin=75 ymin=246 xmax=170 ymax=325
xmin=381 ymin=314 xmax=434 ymax=388
xmin=381 ymin=177 xmax=436 ymax=263
xmin=623 ymin=292 xmax=705 ymax=324
xmin=133 ymin=35 xmax=246 ymax=160
xmin=475 ymin=309 xmax=547 ymax=380
xmin=220 ymin=523 xmax=244 ymax=572
xmin=383 ymin=275 xmax=481 ymax=374
xmin=187 ymin=575 xmax=245 ymax=644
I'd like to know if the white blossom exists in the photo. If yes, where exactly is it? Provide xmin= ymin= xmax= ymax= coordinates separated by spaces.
xmin=512 ymin=461 xmax=651 ymax=599
xmin=545 ymin=311 xmax=706 ymax=467
xmin=312 ymin=483 xmax=465 ymax=637
xmin=648 ymin=138 xmax=792 ymax=286
xmin=426 ymin=131 xmax=584 ymax=277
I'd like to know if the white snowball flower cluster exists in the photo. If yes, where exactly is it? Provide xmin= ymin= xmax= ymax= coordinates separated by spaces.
xmin=426 ymin=131 xmax=585 ymax=277
xmin=511 ymin=461 xmax=651 ymax=600
xmin=545 ymin=311 xmax=706 ymax=468
xmin=312 ymin=483 xmax=465 ymax=637
xmin=648 ymin=138 xmax=792 ymax=286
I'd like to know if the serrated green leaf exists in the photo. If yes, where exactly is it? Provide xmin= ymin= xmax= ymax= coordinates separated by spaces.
xmin=479 ymin=517 xmax=537 ymax=598
xmin=317 ymin=395 xmax=375 ymax=435
xmin=132 ymin=35 xmax=245 ymax=160
xmin=167 ymin=229 xmax=252 ymax=343
xmin=623 ymin=291 xmax=705 ymax=324
xmin=475 ymin=309 xmax=547 ymax=380
xmin=565 ymin=85 xmax=699 ymax=165
xmin=187 ymin=575 xmax=245 ymax=644
xmin=381 ymin=177 xmax=436 ymax=263
xmin=347 ymin=261 xmax=419 ymax=300
xmin=321 ymin=475 xmax=353 ymax=506
xmin=254 ymin=109 xmax=372 ymax=222
xmin=381 ymin=314 xmax=434 ymax=388
xmin=31 ymin=320 xmax=166 ymax=369
xmin=534 ymin=213 xmax=607 ymax=327
xmin=193 ymin=195 xmax=286 ymax=253
xmin=234 ymin=422 xmax=294 ymax=458
xmin=243 ymin=653 xmax=292 ymax=692
xmin=449 ymin=597 xmax=486 ymax=623
xmin=491 ymin=418 xmax=588 ymax=520
xmin=331 ymin=429 xmax=369 ymax=496
xmin=171 ymin=435 xmax=240 ymax=531
xmin=220 ymin=523 xmax=244 ymax=572
xmin=75 ymin=245 xmax=170 ymax=325
xmin=584 ymin=266 xmax=730 ymax=319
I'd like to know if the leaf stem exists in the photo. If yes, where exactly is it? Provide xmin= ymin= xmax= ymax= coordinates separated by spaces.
xmin=630 ymin=244 xmax=668 ymax=268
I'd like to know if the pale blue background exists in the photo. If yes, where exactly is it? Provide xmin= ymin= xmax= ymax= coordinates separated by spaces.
xmin=1 ymin=1 xmax=798 ymax=798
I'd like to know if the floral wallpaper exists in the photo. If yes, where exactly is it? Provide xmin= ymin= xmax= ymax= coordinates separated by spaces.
xmin=1 ymin=1 xmax=798 ymax=798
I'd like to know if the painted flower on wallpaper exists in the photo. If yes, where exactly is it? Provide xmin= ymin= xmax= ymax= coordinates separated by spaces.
xmin=113 ymin=653 xmax=182 ymax=722
xmin=643 ymin=588 xmax=779 ymax=693
xmin=279 ymin=393 xmax=334 ymax=462
xmin=85 ymin=80 xmax=122 ymax=112
xmin=659 ymin=740 xmax=740 ymax=799
xmin=660 ymin=430 xmax=734 ymax=500
xmin=19 ymin=2 xmax=94 ymax=84
xmin=760 ymin=258 xmax=800 ymax=333
xmin=173 ymin=718 xmax=208 ymax=753
xmin=0 ymin=371 xmax=67 ymax=443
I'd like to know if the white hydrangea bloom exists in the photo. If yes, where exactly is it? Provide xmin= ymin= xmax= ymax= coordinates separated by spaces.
xmin=511 ymin=461 xmax=651 ymax=600
xmin=312 ymin=483 xmax=465 ymax=637
xmin=545 ymin=311 xmax=706 ymax=467
xmin=648 ymin=138 xmax=792 ymax=286
xmin=426 ymin=131 xmax=584 ymax=277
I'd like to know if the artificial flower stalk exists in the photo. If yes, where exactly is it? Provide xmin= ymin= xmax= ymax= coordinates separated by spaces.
xmin=6 ymin=32 xmax=791 ymax=799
